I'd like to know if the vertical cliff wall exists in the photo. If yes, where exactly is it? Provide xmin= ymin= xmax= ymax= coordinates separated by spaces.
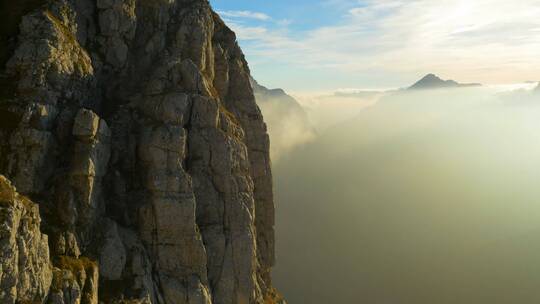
xmin=0 ymin=0 xmax=283 ymax=303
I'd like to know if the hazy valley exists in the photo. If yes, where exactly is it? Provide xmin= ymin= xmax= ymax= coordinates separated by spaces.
xmin=258 ymin=79 xmax=540 ymax=303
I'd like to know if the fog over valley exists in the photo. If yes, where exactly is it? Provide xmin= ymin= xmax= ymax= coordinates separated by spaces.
xmin=256 ymin=81 xmax=540 ymax=303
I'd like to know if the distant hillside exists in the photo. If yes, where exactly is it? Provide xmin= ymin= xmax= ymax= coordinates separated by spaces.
xmin=250 ymin=77 xmax=315 ymax=159
xmin=250 ymin=77 xmax=306 ymax=111
xmin=409 ymin=74 xmax=481 ymax=90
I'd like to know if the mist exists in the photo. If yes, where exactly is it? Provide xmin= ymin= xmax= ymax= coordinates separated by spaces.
xmin=293 ymin=90 xmax=381 ymax=132
xmin=266 ymin=85 xmax=540 ymax=303
xmin=256 ymin=98 xmax=315 ymax=161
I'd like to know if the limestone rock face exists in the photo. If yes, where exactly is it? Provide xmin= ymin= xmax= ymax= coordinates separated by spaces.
xmin=0 ymin=175 xmax=52 ymax=304
xmin=0 ymin=0 xmax=281 ymax=303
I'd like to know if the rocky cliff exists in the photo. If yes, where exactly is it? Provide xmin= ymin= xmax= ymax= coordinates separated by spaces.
xmin=0 ymin=0 xmax=283 ymax=303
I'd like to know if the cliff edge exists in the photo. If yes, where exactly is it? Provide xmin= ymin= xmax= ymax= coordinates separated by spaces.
xmin=0 ymin=0 xmax=283 ymax=303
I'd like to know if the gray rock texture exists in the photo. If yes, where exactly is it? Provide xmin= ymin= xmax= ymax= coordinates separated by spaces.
xmin=0 ymin=175 xmax=52 ymax=304
xmin=0 ymin=0 xmax=283 ymax=303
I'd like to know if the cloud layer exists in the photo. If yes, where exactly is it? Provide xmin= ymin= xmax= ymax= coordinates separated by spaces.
xmin=217 ymin=10 xmax=271 ymax=21
xmin=218 ymin=0 xmax=540 ymax=90
xmin=272 ymin=85 xmax=540 ymax=303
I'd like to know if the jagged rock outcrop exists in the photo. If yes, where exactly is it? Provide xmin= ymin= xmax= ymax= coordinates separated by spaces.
xmin=0 ymin=176 xmax=52 ymax=304
xmin=0 ymin=0 xmax=283 ymax=303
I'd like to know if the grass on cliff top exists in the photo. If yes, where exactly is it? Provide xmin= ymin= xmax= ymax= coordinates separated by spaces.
xmin=56 ymin=255 xmax=96 ymax=274
xmin=51 ymin=255 xmax=97 ymax=291
xmin=44 ymin=9 xmax=79 ymax=45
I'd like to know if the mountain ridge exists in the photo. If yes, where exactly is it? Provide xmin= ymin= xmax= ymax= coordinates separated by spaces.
xmin=250 ymin=77 xmax=305 ymax=112
xmin=250 ymin=77 xmax=315 ymax=160
xmin=409 ymin=73 xmax=482 ymax=90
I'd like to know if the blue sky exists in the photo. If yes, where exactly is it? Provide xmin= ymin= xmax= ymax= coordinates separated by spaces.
xmin=210 ymin=0 xmax=540 ymax=92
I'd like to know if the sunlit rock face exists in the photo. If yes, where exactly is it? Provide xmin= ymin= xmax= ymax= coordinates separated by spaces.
xmin=0 ymin=0 xmax=283 ymax=303
xmin=0 ymin=176 xmax=52 ymax=304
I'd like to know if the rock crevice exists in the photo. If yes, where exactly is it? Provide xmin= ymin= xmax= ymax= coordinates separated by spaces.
xmin=0 ymin=0 xmax=283 ymax=303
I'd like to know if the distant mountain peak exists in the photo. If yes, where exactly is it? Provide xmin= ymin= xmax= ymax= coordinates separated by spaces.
xmin=409 ymin=74 xmax=481 ymax=90
xmin=250 ymin=76 xmax=292 ymax=100
xmin=423 ymin=73 xmax=444 ymax=81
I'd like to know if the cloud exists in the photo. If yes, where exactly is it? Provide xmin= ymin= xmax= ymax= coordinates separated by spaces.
xmin=217 ymin=10 xmax=271 ymax=21
xmin=273 ymin=85 xmax=540 ymax=304
xmin=221 ymin=0 xmax=540 ymax=89
xmin=228 ymin=25 xmax=268 ymax=40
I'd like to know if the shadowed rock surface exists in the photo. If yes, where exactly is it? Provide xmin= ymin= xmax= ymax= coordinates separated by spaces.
xmin=408 ymin=74 xmax=481 ymax=90
xmin=0 ymin=0 xmax=284 ymax=303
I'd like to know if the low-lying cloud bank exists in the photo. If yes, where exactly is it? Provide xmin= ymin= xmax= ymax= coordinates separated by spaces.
xmin=252 ymin=79 xmax=316 ymax=161
xmin=269 ymin=84 xmax=540 ymax=304
xmin=259 ymin=82 xmax=540 ymax=161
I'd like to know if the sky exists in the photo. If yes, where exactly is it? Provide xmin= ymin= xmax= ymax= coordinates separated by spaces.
xmin=209 ymin=0 xmax=540 ymax=92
